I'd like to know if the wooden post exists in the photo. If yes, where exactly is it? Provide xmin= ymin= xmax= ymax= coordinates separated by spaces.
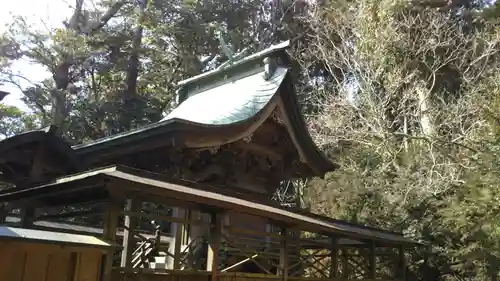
xmin=20 ymin=206 xmax=35 ymax=227
xmin=206 ymin=212 xmax=223 ymax=281
xmin=397 ymin=245 xmax=407 ymax=281
xmin=342 ymin=248 xmax=349 ymax=279
xmin=265 ymin=223 xmax=272 ymax=249
xmin=20 ymin=143 xmax=44 ymax=228
xmin=102 ymin=199 xmax=120 ymax=281
xmin=369 ymin=242 xmax=376 ymax=280
xmin=173 ymin=208 xmax=186 ymax=269
xmin=0 ymin=203 xmax=7 ymax=224
xmin=330 ymin=237 xmax=339 ymax=278
xmin=120 ymin=199 xmax=140 ymax=267
xmin=187 ymin=210 xmax=202 ymax=268
xmin=278 ymin=228 xmax=289 ymax=281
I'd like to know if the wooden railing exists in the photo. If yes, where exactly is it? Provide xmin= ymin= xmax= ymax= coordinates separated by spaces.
xmin=111 ymin=268 xmax=400 ymax=281
xmin=126 ymin=221 xmax=161 ymax=268
xmin=131 ymin=240 xmax=156 ymax=268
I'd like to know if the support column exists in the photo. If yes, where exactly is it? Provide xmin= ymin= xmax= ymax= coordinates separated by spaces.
xmin=278 ymin=228 xmax=290 ymax=281
xmin=102 ymin=199 xmax=120 ymax=281
xmin=20 ymin=206 xmax=35 ymax=227
xmin=265 ymin=223 xmax=272 ymax=249
xmin=173 ymin=208 xmax=186 ymax=269
xmin=394 ymin=245 xmax=407 ymax=281
xmin=206 ymin=212 xmax=223 ymax=281
xmin=368 ymin=242 xmax=376 ymax=280
xmin=21 ymin=143 xmax=44 ymax=228
xmin=0 ymin=203 xmax=6 ymax=224
xmin=188 ymin=210 xmax=203 ymax=269
xmin=342 ymin=248 xmax=349 ymax=279
xmin=330 ymin=237 xmax=339 ymax=278
xmin=292 ymin=230 xmax=303 ymax=277
xmin=120 ymin=199 xmax=140 ymax=267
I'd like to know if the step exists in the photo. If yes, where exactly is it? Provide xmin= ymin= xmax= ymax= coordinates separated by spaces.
xmin=149 ymin=262 xmax=168 ymax=269
xmin=154 ymin=256 xmax=168 ymax=264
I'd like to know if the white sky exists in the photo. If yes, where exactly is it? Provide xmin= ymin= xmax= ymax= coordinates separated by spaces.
xmin=0 ymin=0 xmax=72 ymax=111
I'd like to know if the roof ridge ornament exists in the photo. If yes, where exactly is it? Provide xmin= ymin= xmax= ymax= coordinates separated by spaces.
xmin=177 ymin=40 xmax=291 ymax=88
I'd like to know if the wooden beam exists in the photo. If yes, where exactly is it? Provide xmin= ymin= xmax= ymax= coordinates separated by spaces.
xmin=398 ymin=245 xmax=407 ymax=281
xmin=102 ymin=199 xmax=120 ymax=281
xmin=207 ymin=212 xmax=223 ymax=281
xmin=173 ymin=208 xmax=186 ymax=269
xmin=330 ymin=237 xmax=339 ymax=278
xmin=369 ymin=241 xmax=376 ymax=280
xmin=20 ymin=206 xmax=35 ymax=227
xmin=37 ymin=209 xmax=104 ymax=220
xmin=225 ymin=225 xmax=283 ymax=240
xmin=342 ymin=248 xmax=349 ymax=279
xmin=278 ymin=228 xmax=290 ymax=281
xmin=0 ymin=203 xmax=6 ymax=224
xmin=120 ymin=199 xmax=140 ymax=267
xmin=233 ymin=141 xmax=285 ymax=161
xmin=121 ymin=209 xmax=209 ymax=227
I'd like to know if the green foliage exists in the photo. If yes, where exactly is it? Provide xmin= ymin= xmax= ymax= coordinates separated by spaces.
xmin=0 ymin=104 xmax=39 ymax=138
xmin=0 ymin=0 xmax=272 ymax=143
xmin=302 ymin=0 xmax=500 ymax=280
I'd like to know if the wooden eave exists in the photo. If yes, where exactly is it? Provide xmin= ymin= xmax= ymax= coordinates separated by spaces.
xmin=0 ymin=126 xmax=80 ymax=184
xmin=275 ymin=75 xmax=338 ymax=176
xmin=0 ymin=165 xmax=418 ymax=246
xmin=0 ymin=226 xmax=119 ymax=250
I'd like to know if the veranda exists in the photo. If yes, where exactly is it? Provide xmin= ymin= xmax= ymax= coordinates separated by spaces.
xmin=0 ymin=165 xmax=413 ymax=281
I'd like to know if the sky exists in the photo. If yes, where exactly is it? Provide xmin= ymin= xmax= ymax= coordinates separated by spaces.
xmin=0 ymin=0 xmax=72 ymax=111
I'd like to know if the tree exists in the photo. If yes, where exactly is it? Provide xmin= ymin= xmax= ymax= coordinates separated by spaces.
xmin=299 ymin=0 xmax=500 ymax=280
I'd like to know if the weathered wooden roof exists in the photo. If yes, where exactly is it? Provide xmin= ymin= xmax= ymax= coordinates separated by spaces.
xmin=0 ymin=165 xmax=418 ymax=246
xmin=163 ymin=67 xmax=287 ymax=125
xmin=72 ymin=41 xmax=336 ymax=176
xmin=0 ymin=226 xmax=115 ymax=249
xmin=4 ymin=216 xmax=173 ymax=244
xmin=0 ymin=125 xmax=80 ymax=185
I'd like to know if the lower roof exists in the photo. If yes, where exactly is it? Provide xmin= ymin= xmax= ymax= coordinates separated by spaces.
xmin=4 ymin=216 xmax=173 ymax=244
xmin=0 ymin=165 xmax=418 ymax=246
xmin=0 ymin=226 xmax=115 ymax=249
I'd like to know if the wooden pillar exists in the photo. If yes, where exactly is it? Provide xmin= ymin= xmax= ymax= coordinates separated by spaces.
xmin=187 ymin=210 xmax=203 ymax=269
xmin=120 ymin=199 xmax=140 ymax=267
xmin=395 ymin=245 xmax=407 ymax=281
xmin=292 ymin=230 xmax=303 ymax=277
xmin=278 ymin=228 xmax=290 ymax=281
xmin=21 ymin=143 xmax=44 ymax=228
xmin=207 ymin=212 xmax=223 ymax=281
xmin=102 ymin=199 xmax=120 ymax=281
xmin=342 ymin=248 xmax=349 ymax=279
xmin=173 ymin=208 xmax=186 ymax=269
xmin=265 ymin=223 xmax=272 ymax=249
xmin=168 ymin=207 xmax=182 ymax=269
xmin=330 ymin=237 xmax=339 ymax=278
xmin=368 ymin=242 xmax=376 ymax=280
xmin=0 ymin=203 xmax=7 ymax=224
xmin=20 ymin=206 xmax=35 ymax=227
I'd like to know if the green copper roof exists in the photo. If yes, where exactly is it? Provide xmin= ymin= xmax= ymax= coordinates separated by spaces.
xmin=162 ymin=67 xmax=288 ymax=125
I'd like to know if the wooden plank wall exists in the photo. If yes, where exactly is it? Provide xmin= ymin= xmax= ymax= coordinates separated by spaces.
xmin=0 ymin=245 xmax=104 ymax=281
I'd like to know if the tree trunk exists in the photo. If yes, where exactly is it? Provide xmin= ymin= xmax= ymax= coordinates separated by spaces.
xmin=122 ymin=0 xmax=148 ymax=130
xmin=417 ymin=84 xmax=434 ymax=135
xmin=50 ymin=0 xmax=126 ymax=136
